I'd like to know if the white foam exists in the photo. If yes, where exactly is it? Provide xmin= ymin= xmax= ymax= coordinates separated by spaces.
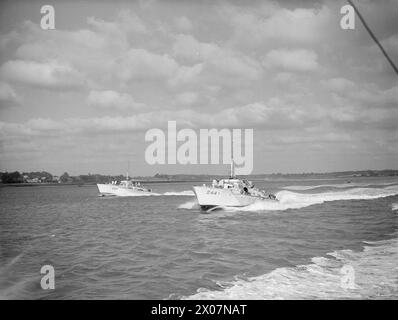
xmin=163 ymin=190 xmax=195 ymax=196
xmin=99 ymin=190 xmax=194 ymax=197
xmin=284 ymin=183 xmax=360 ymax=191
xmin=97 ymin=191 xmax=164 ymax=197
xmin=226 ymin=185 xmax=398 ymax=212
xmin=178 ymin=200 xmax=199 ymax=209
xmin=0 ymin=254 xmax=32 ymax=300
xmin=283 ymin=181 xmax=398 ymax=191
xmin=0 ymin=278 xmax=37 ymax=300
xmin=0 ymin=253 xmax=24 ymax=273
xmin=183 ymin=236 xmax=398 ymax=300
xmin=392 ymin=203 xmax=398 ymax=211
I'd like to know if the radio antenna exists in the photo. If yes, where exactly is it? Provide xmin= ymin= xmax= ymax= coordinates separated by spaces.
xmin=347 ymin=0 xmax=398 ymax=75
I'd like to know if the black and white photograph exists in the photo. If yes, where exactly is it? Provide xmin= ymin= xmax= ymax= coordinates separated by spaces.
xmin=0 ymin=0 xmax=397 ymax=306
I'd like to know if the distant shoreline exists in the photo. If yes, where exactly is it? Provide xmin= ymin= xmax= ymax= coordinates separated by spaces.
xmin=0 ymin=180 xmax=210 ymax=187
xmin=1 ymin=174 xmax=398 ymax=188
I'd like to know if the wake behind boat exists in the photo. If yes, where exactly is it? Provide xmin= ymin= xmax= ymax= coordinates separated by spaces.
xmin=193 ymin=161 xmax=278 ymax=211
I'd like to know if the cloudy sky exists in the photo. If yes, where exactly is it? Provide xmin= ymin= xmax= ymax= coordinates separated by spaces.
xmin=0 ymin=0 xmax=397 ymax=176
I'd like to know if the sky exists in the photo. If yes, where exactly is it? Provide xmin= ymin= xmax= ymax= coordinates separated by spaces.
xmin=0 ymin=0 xmax=397 ymax=176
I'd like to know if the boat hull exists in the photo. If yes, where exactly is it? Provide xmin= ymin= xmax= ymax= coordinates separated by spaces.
xmin=193 ymin=186 xmax=276 ymax=209
xmin=97 ymin=184 xmax=154 ymax=196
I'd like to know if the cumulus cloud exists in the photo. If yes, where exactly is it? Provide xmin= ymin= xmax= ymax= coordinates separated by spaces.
xmin=209 ymin=50 xmax=262 ymax=80
xmin=87 ymin=90 xmax=144 ymax=110
xmin=115 ymin=49 xmax=179 ymax=81
xmin=172 ymin=34 xmax=217 ymax=62
xmin=274 ymin=72 xmax=294 ymax=84
xmin=327 ymin=80 xmax=398 ymax=110
xmin=321 ymin=77 xmax=356 ymax=92
xmin=221 ymin=4 xmax=331 ymax=48
xmin=172 ymin=34 xmax=263 ymax=81
xmin=26 ymin=118 xmax=62 ymax=132
xmin=0 ymin=82 xmax=20 ymax=105
xmin=263 ymin=49 xmax=319 ymax=72
xmin=173 ymin=16 xmax=193 ymax=32
xmin=175 ymin=91 xmax=198 ymax=106
xmin=0 ymin=60 xmax=85 ymax=89
xmin=1 ymin=95 xmax=395 ymax=143
xmin=88 ymin=10 xmax=148 ymax=35
xmin=0 ymin=0 xmax=397 ymax=173
xmin=0 ymin=97 xmax=359 ymax=138
xmin=168 ymin=63 xmax=203 ymax=87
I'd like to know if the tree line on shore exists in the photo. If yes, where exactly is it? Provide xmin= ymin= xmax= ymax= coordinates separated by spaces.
xmin=0 ymin=171 xmax=126 ymax=184
xmin=1 ymin=169 xmax=398 ymax=184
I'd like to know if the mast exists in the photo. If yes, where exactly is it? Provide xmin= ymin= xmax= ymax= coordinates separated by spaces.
xmin=126 ymin=161 xmax=129 ymax=180
xmin=230 ymin=136 xmax=235 ymax=178
xmin=230 ymin=159 xmax=235 ymax=178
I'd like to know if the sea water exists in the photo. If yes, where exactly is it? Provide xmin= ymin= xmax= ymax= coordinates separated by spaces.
xmin=0 ymin=177 xmax=397 ymax=299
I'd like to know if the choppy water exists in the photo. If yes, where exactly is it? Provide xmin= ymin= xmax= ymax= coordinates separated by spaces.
xmin=0 ymin=177 xmax=397 ymax=299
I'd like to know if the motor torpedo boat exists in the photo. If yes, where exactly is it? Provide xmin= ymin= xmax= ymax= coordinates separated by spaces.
xmin=192 ymin=161 xmax=278 ymax=211
xmin=97 ymin=167 xmax=154 ymax=197
xmin=97 ymin=179 xmax=154 ymax=197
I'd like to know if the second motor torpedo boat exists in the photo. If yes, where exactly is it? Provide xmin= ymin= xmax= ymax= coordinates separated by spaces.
xmin=97 ymin=165 xmax=154 ymax=196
